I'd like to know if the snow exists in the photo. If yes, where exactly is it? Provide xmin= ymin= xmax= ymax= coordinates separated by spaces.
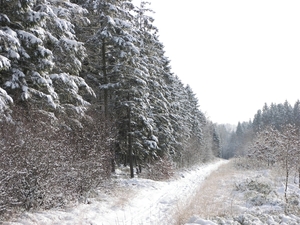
xmin=0 ymin=87 xmax=13 ymax=112
xmin=27 ymin=10 xmax=47 ymax=24
xmin=186 ymin=216 xmax=217 ymax=225
xmin=182 ymin=159 xmax=300 ymax=225
xmin=5 ymin=160 xmax=226 ymax=225
xmin=37 ymin=46 xmax=52 ymax=57
xmin=21 ymin=90 xmax=30 ymax=101
xmin=0 ymin=28 xmax=20 ymax=47
xmin=31 ymin=72 xmax=51 ymax=86
xmin=50 ymin=73 xmax=95 ymax=99
xmin=109 ymin=4 xmax=118 ymax=12
xmin=19 ymin=48 xmax=30 ymax=59
xmin=0 ymin=55 xmax=11 ymax=70
xmin=115 ymin=18 xmax=131 ymax=29
xmin=60 ymin=38 xmax=83 ymax=52
xmin=17 ymin=30 xmax=43 ymax=46
xmin=107 ymin=16 xmax=116 ymax=26
xmin=144 ymin=140 xmax=157 ymax=149
xmin=4 ymin=158 xmax=300 ymax=225
xmin=4 ymin=69 xmax=26 ymax=89
xmin=45 ymin=95 xmax=56 ymax=109
xmin=8 ymin=49 xmax=20 ymax=59
xmin=0 ymin=13 xmax=10 ymax=23
xmin=119 ymin=50 xmax=127 ymax=58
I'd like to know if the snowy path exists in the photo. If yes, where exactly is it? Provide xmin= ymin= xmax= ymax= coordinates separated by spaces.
xmin=7 ymin=160 xmax=227 ymax=225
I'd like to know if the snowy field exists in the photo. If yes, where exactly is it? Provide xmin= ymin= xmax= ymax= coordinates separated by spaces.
xmin=3 ymin=160 xmax=227 ymax=225
xmin=184 ymin=159 xmax=300 ymax=225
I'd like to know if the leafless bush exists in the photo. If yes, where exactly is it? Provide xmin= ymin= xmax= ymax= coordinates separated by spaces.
xmin=142 ymin=155 xmax=175 ymax=181
xmin=0 ymin=106 xmax=115 ymax=219
xmin=0 ymin=108 xmax=56 ymax=215
xmin=65 ymin=111 xmax=114 ymax=202
xmin=248 ymin=124 xmax=300 ymax=200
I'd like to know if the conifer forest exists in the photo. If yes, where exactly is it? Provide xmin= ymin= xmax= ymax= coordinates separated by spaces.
xmin=0 ymin=0 xmax=300 ymax=221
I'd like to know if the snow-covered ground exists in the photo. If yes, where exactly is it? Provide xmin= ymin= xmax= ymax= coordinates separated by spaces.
xmin=184 ymin=159 xmax=300 ymax=225
xmin=4 ymin=160 xmax=227 ymax=225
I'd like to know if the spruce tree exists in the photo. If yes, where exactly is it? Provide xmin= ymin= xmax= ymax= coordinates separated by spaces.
xmin=84 ymin=0 xmax=158 ymax=177
xmin=293 ymin=100 xmax=300 ymax=127
xmin=0 ymin=0 xmax=94 ymax=117
xmin=134 ymin=1 xmax=173 ymax=158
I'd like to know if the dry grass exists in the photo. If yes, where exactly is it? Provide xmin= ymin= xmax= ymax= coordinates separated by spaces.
xmin=112 ymin=186 xmax=136 ymax=209
xmin=173 ymin=160 xmax=244 ymax=225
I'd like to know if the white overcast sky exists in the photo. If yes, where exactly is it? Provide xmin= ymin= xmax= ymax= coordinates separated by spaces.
xmin=133 ymin=0 xmax=300 ymax=125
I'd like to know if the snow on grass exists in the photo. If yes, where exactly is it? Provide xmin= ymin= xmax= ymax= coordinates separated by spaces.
xmin=4 ymin=160 xmax=227 ymax=225
xmin=182 ymin=158 xmax=300 ymax=225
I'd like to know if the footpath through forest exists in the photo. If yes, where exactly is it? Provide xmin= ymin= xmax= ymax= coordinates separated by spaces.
xmin=5 ymin=160 xmax=227 ymax=225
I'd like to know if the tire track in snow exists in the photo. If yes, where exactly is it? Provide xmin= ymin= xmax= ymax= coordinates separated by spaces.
xmin=101 ymin=159 xmax=228 ymax=224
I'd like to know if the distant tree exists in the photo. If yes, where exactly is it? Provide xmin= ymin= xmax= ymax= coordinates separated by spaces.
xmin=253 ymin=109 xmax=262 ymax=133
xmin=212 ymin=126 xmax=221 ymax=157
xmin=293 ymin=100 xmax=300 ymax=127
xmin=249 ymin=126 xmax=280 ymax=166
xmin=215 ymin=124 xmax=233 ymax=158
xmin=236 ymin=122 xmax=243 ymax=138
xmin=283 ymin=100 xmax=293 ymax=125
xmin=280 ymin=124 xmax=299 ymax=199
xmin=262 ymin=103 xmax=270 ymax=127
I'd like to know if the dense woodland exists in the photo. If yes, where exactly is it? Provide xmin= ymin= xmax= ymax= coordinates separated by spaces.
xmin=225 ymin=100 xmax=300 ymax=159
xmin=0 ymin=0 xmax=222 ymax=216
xmin=225 ymin=100 xmax=300 ymax=200
xmin=1 ymin=0 xmax=299 ymax=220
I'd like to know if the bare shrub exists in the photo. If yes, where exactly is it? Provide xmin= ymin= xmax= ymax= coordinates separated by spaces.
xmin=248 ymin=124 xmax=300 ymax=200
xmin=0 ymin=107 xmax=60 ymax=216
xmin=0 ymin=106 xmax=115 ymax=219
xmin=142 ymin=155 xmax=175 ymax=181
xmin=65 ymin=111 xmax=114 ymax=202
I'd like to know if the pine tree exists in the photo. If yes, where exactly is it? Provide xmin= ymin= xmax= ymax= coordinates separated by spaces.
xmin=84 ymin=0 xmax=161 ymax=177
xmin=0 ymin=0 xmax=94 ymax=118
xmin=293 ymin=100 xmax=300 ymax=127
xmin=134 ymin=1 xmax=174 ymax=158
xmin=283 ymin=100 xmax=293 ymax=125
xmin=253 ymin=109 xmax=262 ymax=133
xmin=262 ymin=102 xmax=270 ymax=127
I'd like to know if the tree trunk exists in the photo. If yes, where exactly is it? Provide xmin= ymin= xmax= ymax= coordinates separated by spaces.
xmin=102 ymin=42 xmax=116 ymax=172
xmin=128 ymin=105 xmax=134 ymax=178
xmin=123 ymin=154 xmax=127 ymax=167
xmin=299 ymin=167 xmax=300 ymax=189
xmin=284 ymin=156 xmax=289 ymax=202
xmin=101 ymin=40 xmax=108 ymax=118
xmin=110 ymin=141 xmax=115 ymax=173
xmin=111 ymin=158 xmax=115 ymax=173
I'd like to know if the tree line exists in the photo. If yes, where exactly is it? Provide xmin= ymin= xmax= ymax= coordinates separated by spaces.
xmin=0 ymin=0 xmax=221 ymax=218
xmin=224 ymin=100 xmax=300 ymax=199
